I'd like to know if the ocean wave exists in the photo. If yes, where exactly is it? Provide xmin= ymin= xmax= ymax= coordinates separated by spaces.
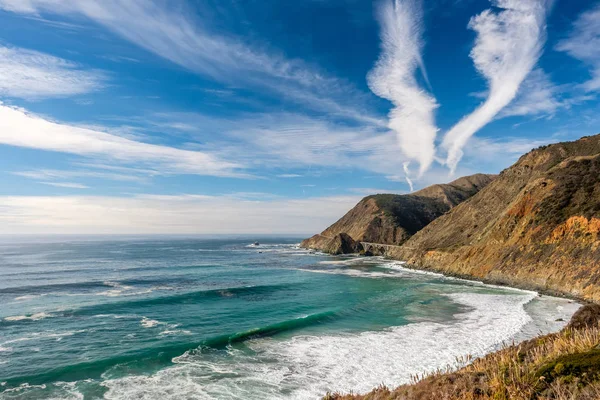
xmin=3 ymin=312 xmax=52 ymax=322
xmin=61 ymin=282 xmax=297 ymax=318
xmin=100 ymin=291 xmax=543 ymax=400
xmin=192 ymin=311 xmax=339 ymax=350
xmin=140 ymin=317 xmax=165 ymax=328
xmin=159 ymin=329 xmax=192 ymax=336
xmin=13 ymin=294 xmax=49 ymax=302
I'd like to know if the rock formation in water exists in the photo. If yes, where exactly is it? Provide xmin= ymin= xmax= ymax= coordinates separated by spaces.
xmin=300 ymin=174 xmax=495 ymax=254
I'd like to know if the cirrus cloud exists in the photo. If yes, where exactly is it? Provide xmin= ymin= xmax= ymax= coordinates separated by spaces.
xmin=442 ymin=0 xmax=550 ymax=173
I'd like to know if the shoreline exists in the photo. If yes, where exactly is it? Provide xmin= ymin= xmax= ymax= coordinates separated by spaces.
xmin=396 ymin=258 xmax=590 ymax=305
xmin=308 ymin=246 xmax=589 ymax=304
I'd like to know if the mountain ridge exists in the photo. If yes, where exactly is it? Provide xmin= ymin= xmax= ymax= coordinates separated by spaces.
xmin=302 ymin=133 xmax=600 ymax=301
xmin=300 ymin=173 xmax=495 ymax=254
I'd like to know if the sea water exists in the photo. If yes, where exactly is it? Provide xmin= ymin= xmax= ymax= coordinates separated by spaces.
xmin=0 ymin=237 xmax=579 ymax=399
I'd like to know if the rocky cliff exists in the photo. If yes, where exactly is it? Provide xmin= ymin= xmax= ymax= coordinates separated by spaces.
xmin=300 ymin=174 xmax=495 ymax=253
xmin=384 ymin=134 xmax=600 ymax=301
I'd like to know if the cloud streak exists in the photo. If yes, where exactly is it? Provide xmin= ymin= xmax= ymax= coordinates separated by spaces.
xmin=0 ymin=0 xmax=381 ymax=125
xmin=0 ymin=46 xmax=105 ymax=99
xmin=556 ymin=3 xmax=600 ymax=93
xmin=442 ymin=0 xmax=549 ymax=173
xmin=0 ymin=104 xmax=245 ymax=178
xmin=367 ymin=0 xmax=438 ymax=176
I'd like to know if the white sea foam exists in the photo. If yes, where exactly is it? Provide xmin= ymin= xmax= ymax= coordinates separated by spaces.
xmin=159 ymin=329 xmax=192 ymax=336
xmin=100 ymin=290 xmax=566 ymax=400
xmin=97 ymin=281 xmax=154 ymax=297
xmin=140 ymin=317 xmax=164 ymax=328
xmin=14 ymin=294 xmax=49 ymax=301
xmin=1 ymin=330 xmax=86 ymax=348
xmin=4 ymin=312 xmax=52 ymax=322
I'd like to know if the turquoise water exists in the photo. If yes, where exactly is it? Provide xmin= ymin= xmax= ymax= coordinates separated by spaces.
xmin=0 ymin=237 xmax=579 ymax=399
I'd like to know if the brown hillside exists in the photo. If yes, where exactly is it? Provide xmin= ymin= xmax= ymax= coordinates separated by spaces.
xmin=386 ymin=134 xmax=600 ymax=301
xmin=300 ymin=174 xmax=495 ymax=253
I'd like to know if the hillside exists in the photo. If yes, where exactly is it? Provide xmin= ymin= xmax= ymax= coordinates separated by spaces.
xmin=300 ymin=174 xmax=495 ymax=254
xmin=383 ymin=134 xmax=600 ymax=301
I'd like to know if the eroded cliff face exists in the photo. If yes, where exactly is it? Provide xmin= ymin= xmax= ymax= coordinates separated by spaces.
xmin=300 ymin=174 xmax=495 ymax=253
xmin=387 ymin=135 xmax=600 ymax=301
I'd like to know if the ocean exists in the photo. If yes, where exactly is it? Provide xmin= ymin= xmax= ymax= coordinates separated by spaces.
xmin=0 ymin=237 xmax=579 ymax=399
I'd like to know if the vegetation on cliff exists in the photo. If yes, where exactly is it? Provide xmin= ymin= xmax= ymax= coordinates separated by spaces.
xmin=325 ymin=304 xmax=600 ymax=400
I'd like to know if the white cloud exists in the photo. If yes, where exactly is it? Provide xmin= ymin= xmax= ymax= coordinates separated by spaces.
xmin=402 ymin=161 xmax=414 ymax=192
xmin=556 ymin=3 xmax=600 ymax=93
xmin=219 ymin=113 xmax=408 ymax=176
xmin=276 ymin=174 xmax=303 ymax=178
xmin=442 ymin=0 xmax=549 ymax=173
xmin=0 ymin=194 xmax=362 ymax=234
xmin=501 ymin=68 xmax=561 ymax=117
xmin=0 ymin=0 xmax=381 ymax=125
xmin=40 ymin=182 xmax=89 ymax=189
xmin=13 ymin=168 xmax=149 ymax=183
xmin=0 ymin=46 xmax=105 ymax=99
xmin=0 ymin=104 xmax=245 ymax=177
xmin=367 ymin=0 xmax=438 ymax=176
xmin=462 ymin=135 xmax=560 ymax=169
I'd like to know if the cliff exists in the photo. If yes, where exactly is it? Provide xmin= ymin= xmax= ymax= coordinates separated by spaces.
xmin=383 ymin=134 xmax=600 ymax=301
xmin=300 ymin=174 xmax=495 ymax=253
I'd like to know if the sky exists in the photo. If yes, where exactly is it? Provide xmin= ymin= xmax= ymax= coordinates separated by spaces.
xmin=0 ymin=0 xmax=598 ymax=235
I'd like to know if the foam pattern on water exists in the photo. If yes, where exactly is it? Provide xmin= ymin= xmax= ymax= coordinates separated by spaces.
xmin=100 ymin=291 xmax=552 ymax=399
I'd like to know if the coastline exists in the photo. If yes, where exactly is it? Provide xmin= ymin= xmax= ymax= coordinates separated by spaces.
xmin=314 ymin=251 xmax=598 ymax=399
xmin=397 ymin=258 xmax=590 ymax=305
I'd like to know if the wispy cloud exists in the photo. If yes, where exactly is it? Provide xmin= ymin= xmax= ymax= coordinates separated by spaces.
xmin=402 ymin=161 xmax=414 ymax=192
xmin=501 ymin=68 xmax=560 ymax=118
xmin=276 ymin=174 xmax=303 ymax=178
xmin=0 ymin=104 xmax=245 ymax=178
xmin=556 ymin=2 xmax=600 ymax=93
xmin=146 ymin=111 xmax=408 ymax=178
xmin=442 ymin=0 xmax=550 ymax=173
xmin=501 ymin=68 xmax=596 ymax=119
xmin=0 ymin=0 xmax=381 ymax=125
xmin=367 ymin=0 xmax=438 ymax=176
xmin=0 ymin=194 xmax=362 ymax=234
xmin=0 ymin=46 xmax=106 ymax=100
xmin=40 ymin=182 xmax=89 ymax=189
xmin=12 ymin=167 xmax=150 ymax=183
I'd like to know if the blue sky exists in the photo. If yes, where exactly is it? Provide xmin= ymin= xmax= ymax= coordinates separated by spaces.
xmin=0 ymin=0 xmax=598 ymax=234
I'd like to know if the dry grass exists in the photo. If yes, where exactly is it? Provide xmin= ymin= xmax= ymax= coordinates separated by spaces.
xmin=325 ymin=305 xmax=600 ymax=400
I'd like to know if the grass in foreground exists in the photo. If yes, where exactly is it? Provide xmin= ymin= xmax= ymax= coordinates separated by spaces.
xmin=325 ymin=305 xmax=600 ymax=400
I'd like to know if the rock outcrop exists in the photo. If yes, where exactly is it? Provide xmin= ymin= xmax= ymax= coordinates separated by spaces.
xmin=301 ymin=174 xmax=495 ymax=254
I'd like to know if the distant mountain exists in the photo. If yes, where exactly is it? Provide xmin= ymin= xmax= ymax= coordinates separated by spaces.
xmin=300 ymin=173 xmax=495 ymax=254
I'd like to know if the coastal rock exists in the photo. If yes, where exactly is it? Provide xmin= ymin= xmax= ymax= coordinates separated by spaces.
xmin=302 ymin=233 xmax=363 ymax=255
xmin=326 ymin=233 xmax=363 ymax=255
xmin=567 ymin=304 xmax=600 ymax=330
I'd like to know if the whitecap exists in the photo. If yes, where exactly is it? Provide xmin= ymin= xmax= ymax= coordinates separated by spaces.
xmin=4 ymin=312 xmax=51 ymax=322
xmin=159 ymin=329 xmax=192 ymax=336
xmin=14 ymin=294 xmax=49 ymax=301
xmin=140 ymin=317 xmax=165 ymax=328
